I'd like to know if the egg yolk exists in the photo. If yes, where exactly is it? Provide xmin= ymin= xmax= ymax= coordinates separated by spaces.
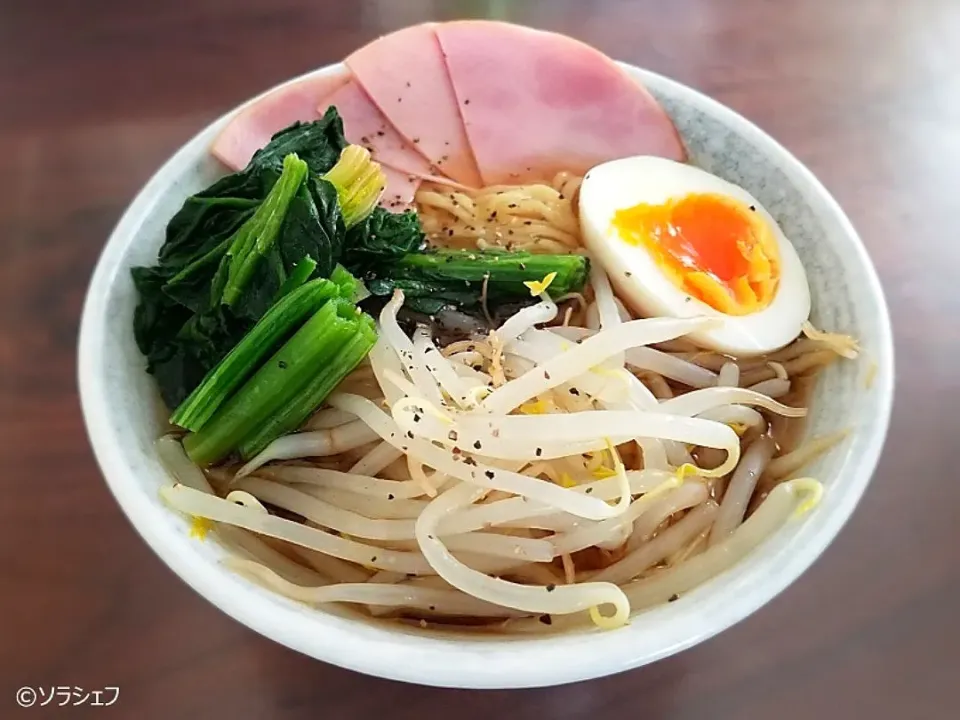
xmin=612 ymin=193 xmax=780 ymax=315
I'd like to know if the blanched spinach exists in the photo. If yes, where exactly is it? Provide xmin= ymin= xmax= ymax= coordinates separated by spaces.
xmin=133 ymin=109 xmax=591 ymax=413
xmin=341 ymin=207 xmax=425 ymax=276
xmin=132 ymin=112 xmax=350 ymax=408
xmin=359 ymin=245 xmax=590 ymax=316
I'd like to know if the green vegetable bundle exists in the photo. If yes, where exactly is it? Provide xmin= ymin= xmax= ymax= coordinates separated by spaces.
xmin=363 ymin=248 xmax=590 ymax=315
xmin=132 ymin=110 xmax=384 ymax=410
xmin=182 ymin=282 xmax=376 ymax=465
xmin=132 ymin=110 xmax=592 ymax=468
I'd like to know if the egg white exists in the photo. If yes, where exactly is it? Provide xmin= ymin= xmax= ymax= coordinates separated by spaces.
xmin=579 ymin=156 xmax=810 ymax=356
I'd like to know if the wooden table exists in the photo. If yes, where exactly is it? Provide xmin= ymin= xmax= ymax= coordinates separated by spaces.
xmin=2 ymin=0 xmax=956 ymax=717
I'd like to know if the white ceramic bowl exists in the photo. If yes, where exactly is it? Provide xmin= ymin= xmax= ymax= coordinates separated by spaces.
xmin=78 ymin=62 xmax=894 ymax=688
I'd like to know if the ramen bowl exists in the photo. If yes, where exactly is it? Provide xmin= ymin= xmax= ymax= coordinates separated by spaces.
xmin=78 ymin=62 xmax=893 ymax=688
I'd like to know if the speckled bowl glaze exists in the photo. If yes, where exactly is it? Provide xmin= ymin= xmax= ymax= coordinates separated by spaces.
xmin=78 ymin=63 xmax=894 ymax=688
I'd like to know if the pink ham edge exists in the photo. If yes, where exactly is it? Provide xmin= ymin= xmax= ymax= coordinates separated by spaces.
xmin=346 ymin=23 xmax=483 ymax=188
xmin=318 ymin=78 xmax=437 ymax=180
xmin=211 ymin=68 xmax=351 ymax=171
xmin=435 ymin=21 xmax=686 ymax=185
xmin=209 ymin=68 xmax=430 ymax=210
xmin=380 ymin=166 xmax=421 ymax=211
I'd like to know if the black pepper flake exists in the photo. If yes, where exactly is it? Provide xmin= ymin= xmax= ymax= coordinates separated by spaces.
xmin=508 ymin=203 xmax=518 ymax=208
xmin=484 ymin=470 xmax=495 ymax=479
xmin=668 ymin=593 xmax=680 ymax=602
xmin=749 ymin=205 xmax=756 ymax=211
xmin=523 ymin=220 xmax=532 ymax=225
xmin=397 ymin=97 xmax=403 ymax=102
xmin=429 ymin=605 xmax=436 ymax=611
xmin=625 ymin=271 xmax=633 ymax=277
xmin=569 ymin=388 xmax=580 ymax=396
xmin=406 ymin=81 xmax=412 ymax=87
xmin=278 ymin=360 xmax=288 ymax=369
xmin=377 ymin=130 xmax=385 ymax=137
xmin=413 ymin=137 xmax=420 ymax=144
xmin=535 ymin=447 xmax=543 ymax=457
xmin=544 ymin=371 xmax=551 ymax=380
xmin=585 ymin=487 xmax=594 ymax=494
xmin=508 ymin=229 xmax=515 ymax=236
xmin=539 ymin=614 xmax=553 ymax=625
xmin=447 ymin=228 xmax=454 ymax=236
xmin=427 ymin=534 xmax=435 ymax=540
xmin=463 ymin=457 xmax=477 ymax=466
xmin=473 ymin=440 xmax=482 ymax=450
xmin=546 ymin=584 xmax=556 ymax=592
xmin=387 ymin=494 xmax=395 ymax=500
xmin=413 ymin=413 xmax=421 ymax=423
xmin=371 ymin=556 xmax=378 ymax=562
xmin=464 ymin=98 xmax=471 ymax=105
xmin=406 ymin=431 xmax=415 ymax=439
xmin=448 ymin=430 xmax=459 ymax=441
xmin=558 ymin=194 xmax=565 ymax=200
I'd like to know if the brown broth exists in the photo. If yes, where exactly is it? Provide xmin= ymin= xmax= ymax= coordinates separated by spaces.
xmin=767 ymin=372 xmax=818 ymax=455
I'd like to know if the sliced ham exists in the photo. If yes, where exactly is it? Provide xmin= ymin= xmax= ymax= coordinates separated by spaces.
xmin=346 ymin=23 xmax=483 ymax=188
xmin=211 ymin=68 xmax=350 ymax=171
xmin=318 ymin=78 xmax=437 ymax=180
xmin=435 ymin=21 xmax=686 ymax=185
xmin=380 ymin=166 xmax=421 ymax=211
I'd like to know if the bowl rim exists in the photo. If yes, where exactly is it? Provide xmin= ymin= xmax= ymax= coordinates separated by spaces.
xmin=78 ymin=61 xmax=894 ymax=689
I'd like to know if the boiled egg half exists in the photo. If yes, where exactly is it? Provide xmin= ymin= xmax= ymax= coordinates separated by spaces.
xmin=579 ymin=156 xmax=810 ymax=356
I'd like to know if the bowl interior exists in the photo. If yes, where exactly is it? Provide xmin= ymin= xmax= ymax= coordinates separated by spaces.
xmin=78 ymin=64 xmax=893 ymax=688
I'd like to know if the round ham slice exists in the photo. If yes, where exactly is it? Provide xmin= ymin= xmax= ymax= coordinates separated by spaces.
xmin=346 ymin=23 xmax=483 ymax=188
xmin=434 ymin=21 xmax=686 ymax=185
xmin=211 ymin=67 xmax=350 ymax=171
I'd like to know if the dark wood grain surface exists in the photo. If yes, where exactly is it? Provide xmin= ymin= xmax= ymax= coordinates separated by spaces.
xmin=1 ymin=0 xmax=956 ymax=717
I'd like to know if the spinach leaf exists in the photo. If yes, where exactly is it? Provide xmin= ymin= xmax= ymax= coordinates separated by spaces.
xmin=340 ymin=207 xmax=425 ymax=277
xmin=278 ymin=177 xmax=346 ymax=280
xmin=247 ymin=108 xmax=347 ymax=183
xmin=355 ymin=238 xmax=590 ymax=318
xmin=132 ymin=112 xmax=350 ymax=408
